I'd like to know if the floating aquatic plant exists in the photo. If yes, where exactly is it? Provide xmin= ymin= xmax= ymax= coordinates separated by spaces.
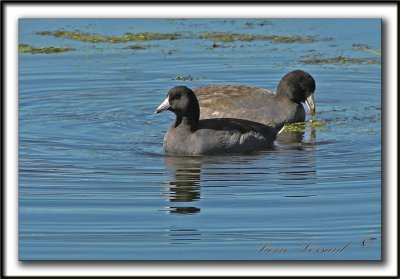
xmin=174 ymin=75 xmax=194 ymax=81
xmin=199 ymin=31 xmax=315 ymax=43
xmin=284 ymin=121 xmax=327 ymax=133
xmin=36 ymin=30 xmax=182 ymax=43
xmin=244 ymin=20 xmax=273 ymax=27
xmin=35 ymin=29 xmax=317 ymax=45
xmin=199 ymin=32 xmax=255 ymax=42
xmin=264 ymin=35 xmax=315 ymax=43
xmin=19 ymin=44 xmax=74 ymax=54
xmin=352 ymin=44 xmax=381 ymax=56
xmin=123 ymin=44 xmax=150 ymax=50
xmin=301 ymin=55 xmax=379 ymax=65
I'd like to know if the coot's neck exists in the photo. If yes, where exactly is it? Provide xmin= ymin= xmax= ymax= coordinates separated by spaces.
xmin=173 ymin=109 xmax=200 ymax=132
xmin=276 ymin=89 xmax=300 ymax=104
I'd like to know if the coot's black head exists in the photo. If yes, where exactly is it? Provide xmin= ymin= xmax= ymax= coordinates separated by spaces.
xmin=276 ymin=70 xmax=316 ymax=117
xmin=155 ymin=86 xmax=200 ymax=125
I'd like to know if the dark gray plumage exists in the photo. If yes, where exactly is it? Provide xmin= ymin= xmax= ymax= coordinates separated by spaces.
xmin=155 ymin=86 xmax=280 ymax=155
xmin=193 ymin=70 xmax=316 ymax=127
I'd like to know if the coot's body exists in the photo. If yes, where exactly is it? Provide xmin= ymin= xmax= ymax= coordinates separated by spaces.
xmin=194 ymin=70 xmax=316 ymax=128
xmin=156 ymin=86 xmax=279 ymax=155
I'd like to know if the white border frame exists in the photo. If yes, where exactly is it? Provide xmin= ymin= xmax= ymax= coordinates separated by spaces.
xmin=4 ymin=3 xmax=398 ymax=277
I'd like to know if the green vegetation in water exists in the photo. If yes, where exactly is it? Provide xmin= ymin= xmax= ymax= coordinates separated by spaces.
xmin=161 ymin=48 xmax=180 ymax=55
xmin=36 ymin=30 xmax=182 ymax=43
xmin=35 ymin=30 xmax=316 ymax=44
xmin=19 ymin=44 xmax=74 ymax=54
xmin=301 ymin=55 xmax=379 ymax=65
xmin=174 ymin=75 xmax=194 ymax=81
xmin=199 ymin=32 xmax=254 ymax=42
xmin=199 ymin=31 xmax=315 ymax=43
xmin=352 ymin=44 xmax=381 ymax=56
xmin=284 ymin=121 xmax=327 ymax=133
xmin=207 ymin=42 xmax=235 ymax=49
xmin=245 ymin=20 xmax=273 ymax=27
xmin=123 ymin=44 xmax=151 ymax=50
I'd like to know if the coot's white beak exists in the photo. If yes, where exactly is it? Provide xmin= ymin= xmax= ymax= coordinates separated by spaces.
xmin=155 ymin=97 xmax=170 ymax=114
xmin=305 ymin=93 xmax=315 ymax=118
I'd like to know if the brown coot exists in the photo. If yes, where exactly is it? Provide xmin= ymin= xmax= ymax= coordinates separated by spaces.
xmin=193 ymin=69 xmax=316 ymax=128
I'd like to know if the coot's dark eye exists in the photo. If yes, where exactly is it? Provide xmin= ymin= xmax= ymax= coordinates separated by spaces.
xmin=173 ymin=94 xmax=181 ymax=100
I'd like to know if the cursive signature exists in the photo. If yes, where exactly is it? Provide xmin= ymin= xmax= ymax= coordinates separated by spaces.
xmin=256 ymin=240 xmax=352 ymax=254
xmin=301 ymin=241 xmax=352 ymax=253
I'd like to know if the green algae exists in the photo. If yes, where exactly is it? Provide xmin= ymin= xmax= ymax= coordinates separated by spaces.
xmin=199 ymin=32 xmax=255 ymax=42
xmin=19 ymin=44 xmax=74 ymax=54
xmin=124 ymin=32 xmax=181 ymax=41
xmin=352 ymin=44 xmax=381 ymax=56
xmin=123 ymin=44 xmax=150 ymax=50
xmin=301 ymin=55 xmax=379 ymax=65
xmin=245 ymin=20 xmax=273 ymax=27
xmin=206 ymin=42 xmax=236 ymax=50
xmin=35 ymin=29 xmax=317 ymax=45
xmin=174 ymin=75 xmax=194 ymax=81
xmin=284 ymin=121 xmax=327 ymax=133
xmin=266 ymin=35 xmax=315 ymax=43
xmin=199 ymin=31 xmax=315 ymax=43
xmin=36 ymin=30 xmax=182 ymax=43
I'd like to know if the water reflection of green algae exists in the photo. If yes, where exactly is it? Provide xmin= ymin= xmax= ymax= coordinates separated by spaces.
xmin=19 ymin=44 xmax=74 ymax=54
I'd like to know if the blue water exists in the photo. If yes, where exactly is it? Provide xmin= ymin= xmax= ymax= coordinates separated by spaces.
xmin=19 ymin=19 xmax=381 ymax=260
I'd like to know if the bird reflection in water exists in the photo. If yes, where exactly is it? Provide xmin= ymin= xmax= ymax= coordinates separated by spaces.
xmin=162 ymin=155 xmax=203 ymax=215
xmin=162 ymin=126 xmax=317 ymax=211
xmin=277 ymin=125 xmax=317 ymax=196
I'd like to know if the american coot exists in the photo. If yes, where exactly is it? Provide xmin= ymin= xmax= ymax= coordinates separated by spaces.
xmin=155 ymin=86 xmax=281 ymax=155
xmin=193 ymin=70 xmax=316 ymax=127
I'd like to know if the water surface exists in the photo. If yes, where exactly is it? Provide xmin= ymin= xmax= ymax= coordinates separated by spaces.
xmin=19 ymin=19 xmax=381 ymax=260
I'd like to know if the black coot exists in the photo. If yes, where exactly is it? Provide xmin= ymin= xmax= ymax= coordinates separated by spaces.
xmin=155 ymin=86 xmax=281 ymax=155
